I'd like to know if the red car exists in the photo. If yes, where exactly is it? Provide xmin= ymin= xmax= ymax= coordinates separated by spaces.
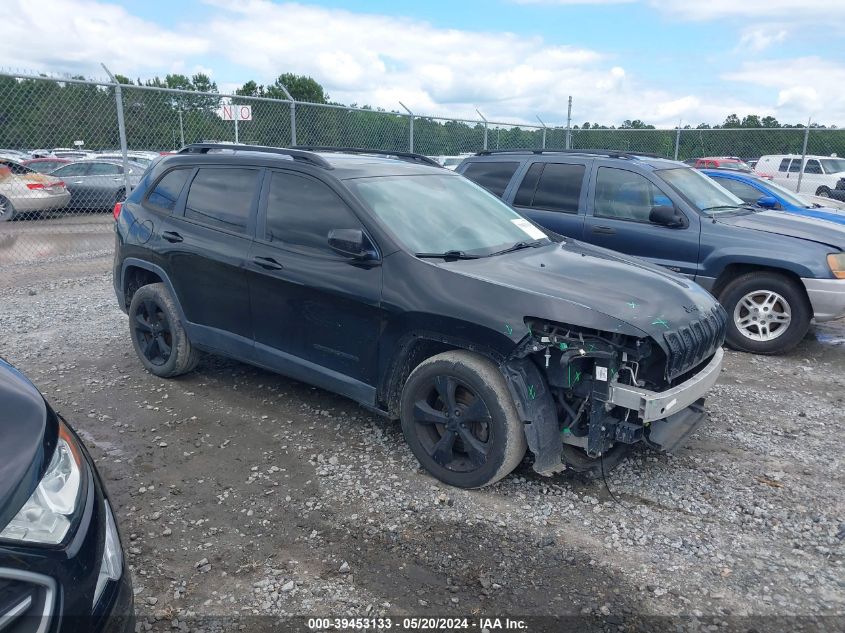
xmin=22 ymin=157 xmax=71 ymax=173
xmin=692 ymin=156 xmax=772 ymax=180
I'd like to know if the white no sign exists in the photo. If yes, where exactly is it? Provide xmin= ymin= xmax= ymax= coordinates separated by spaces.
xmin=219 ymin=104 xmax=253 ymax=121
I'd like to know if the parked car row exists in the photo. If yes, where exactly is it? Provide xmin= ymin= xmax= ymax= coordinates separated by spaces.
xmin=0 ymin=156 xmax=146 ymax=221
xmin=457 ymin=149 xmax=845 ymax=355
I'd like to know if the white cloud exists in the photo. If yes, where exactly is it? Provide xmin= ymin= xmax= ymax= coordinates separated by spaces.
xmin=736 ymin=27 xmax=788 ymax=53
xmin=0 ymin=0 xmax=208 ymax=78
xmin=655 ymin=0 xmax=845 ymax=21
xmin=723 ymin=57 xmax=845 ymax=122
xmin=0 ymin=0 xmax=840 ymax=127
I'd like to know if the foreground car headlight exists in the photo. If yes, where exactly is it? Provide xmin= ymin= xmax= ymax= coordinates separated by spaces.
xmin=828 ymin=253 xmax=845 ymax=279
xmin=93 ymin=500 xmax=123 ymax=608
xmin=0 ymin=422 xmax=83 ymax=544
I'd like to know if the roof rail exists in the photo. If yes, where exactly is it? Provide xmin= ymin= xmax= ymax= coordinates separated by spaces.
xmin=292 ymin=145 xmax=442 ymax=168
xmin=178 ymin=143 xmax=333 ymax=169
xmin=473 ymin=148 xmax=665 ymax=160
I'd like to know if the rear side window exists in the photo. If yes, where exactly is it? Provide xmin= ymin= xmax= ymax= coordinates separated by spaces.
xmin=513 ymin=163 xmax=543 ymax=206
xmin=147 ymin=169 xmax=191 ymax=211
xmin=461 ymin=161 xmax=519 ymax=197
xmin=264 ymin=171 xmax=361 ymax=253
xmin=184 ymin=168 xmax=259 ymax=233
xmin=778 ymin=158 xmax=790 ymax=172
xmin=53 ymin=163 xmax=88 ymax=177
xmin=788 ymin=159 xmax=802 ymax=173
xmin=530 ymin=163 xmax=585 ymax=213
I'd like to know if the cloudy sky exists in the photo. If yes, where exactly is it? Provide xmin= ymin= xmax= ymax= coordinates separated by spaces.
xmin=2 ymin=0 xmax=843 ymax=127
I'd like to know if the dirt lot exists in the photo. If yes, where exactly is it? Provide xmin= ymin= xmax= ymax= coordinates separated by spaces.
xmin=1 ymin=222 xmax=844 ymax=632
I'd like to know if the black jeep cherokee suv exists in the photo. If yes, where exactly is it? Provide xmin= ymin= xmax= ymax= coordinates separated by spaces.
xmin=113 ymin=143 xmax=726 ymax=488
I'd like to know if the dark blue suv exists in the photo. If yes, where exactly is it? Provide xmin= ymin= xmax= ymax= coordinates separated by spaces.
xmin=458 ymin=150 xmax=845 ymax=355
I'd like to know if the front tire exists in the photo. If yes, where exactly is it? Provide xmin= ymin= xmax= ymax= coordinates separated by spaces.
xmin=400 ymin=350 xmax=527 ymax=488
xmin=719 ymin=272 xmax=810 ymax=354
xmin=816 ymin=186 xmax=831 ymax=198
xmin=128 ymin=283 xmax=199 ymax=377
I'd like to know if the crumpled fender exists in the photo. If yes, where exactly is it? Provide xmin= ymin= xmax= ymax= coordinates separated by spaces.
xmin=501 ymin=357 xmax=563 ymax=476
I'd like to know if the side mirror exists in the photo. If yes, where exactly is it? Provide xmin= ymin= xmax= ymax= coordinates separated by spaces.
xmin=327 ymin=228 xmax=377 ymax=260
xmin=757 ymin=195 xmax=778 ymax=209
xmin=649 ymin=205 xmax=684 ymax=227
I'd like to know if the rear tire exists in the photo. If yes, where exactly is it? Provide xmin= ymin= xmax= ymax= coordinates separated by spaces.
xmin=0 ymin=196 xmax=16 ymax=222
xmin=400 ymin=350 xmax=527 ymax=488
xmin=128 ymin=283 xmax=199 ymax=378
xmin=816 ymin=186 xmax=831 ymax=198
xmin=719 ymin=272 xmax=810 ymax=354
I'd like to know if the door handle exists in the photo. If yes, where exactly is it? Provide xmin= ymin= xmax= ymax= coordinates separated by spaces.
xmin=253 ymin=256 xmax=284 ymax=270
xmin=162 ymin=231 xmax=183 ymax=243
xmin=592 ymin=225 xmax=616 ymax=235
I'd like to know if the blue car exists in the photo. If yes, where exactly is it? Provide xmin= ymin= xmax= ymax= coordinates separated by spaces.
xmin=701 ymin=168 xmax=845 ymax=225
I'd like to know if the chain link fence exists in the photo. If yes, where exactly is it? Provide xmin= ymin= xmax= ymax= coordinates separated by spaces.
xmin=3 ymin=69 xmax=845 ymax=270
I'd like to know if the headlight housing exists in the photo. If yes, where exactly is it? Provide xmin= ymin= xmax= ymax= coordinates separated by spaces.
xmin=828 ymin=253 xmax=845 ymax=279
xmin=0 ymin=421 xmax=84 ymax=544
xmin=93 ymin=499 xmax=123 ymax=608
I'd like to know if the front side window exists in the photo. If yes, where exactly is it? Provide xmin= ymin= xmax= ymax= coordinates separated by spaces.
xmin=659 ymin=167 xmax=744 ymax=215
xmin=594 ymin=167 xmax=668 ymax=222
xmin=347 ymin=174 xmax=550 ymax=256
xmin=184 ymin=168 xmax=259 ymax=233
xmin=88 ymin=162 xmax=122 ymax=176
xmin=264 ymin=172 xmax=361 ymax=253
xmin=715 ymin=178 xmax=765 ymax=205
xmin=147 ymin=169 xmax=191 ymax=211
xmin=461 ymin=161 xmax=519 ymax=197
xmin=804 ymin=160 xmax=822 ymax=175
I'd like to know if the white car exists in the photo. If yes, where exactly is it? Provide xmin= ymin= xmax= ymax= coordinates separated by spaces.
xmin=0 ymin=159 xmax=70 ymax=221
xmin=755 ymin=154 xmax=845 ymax=197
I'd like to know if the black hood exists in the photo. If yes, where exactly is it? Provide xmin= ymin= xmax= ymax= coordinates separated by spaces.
xmin=715 ymin=210 xmax=845 ymax=250
xmin=0 ymin=360 xmax=57 ymax=530
xmin=440 ymin=239 xmax=721 ymax=342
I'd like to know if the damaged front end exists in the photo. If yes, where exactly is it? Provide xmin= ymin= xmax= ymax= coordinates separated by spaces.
xmin=502 ymin=317 xmax=725 ymax=476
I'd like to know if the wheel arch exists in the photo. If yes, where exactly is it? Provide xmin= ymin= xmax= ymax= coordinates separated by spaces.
xmin=378 ymin=331 xmax=505 ymax=419
xmin=119 ymin=258 xmax=188 ymax=323
xmin=711 ymin=262 xmax=811 ymax=308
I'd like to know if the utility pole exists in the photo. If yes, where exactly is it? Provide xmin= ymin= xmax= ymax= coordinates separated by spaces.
xmin=796 ymin=117 xmax=811 ymax=193
xmin=399 ymin=101 xmax=414 ymax=152
xmin=101 ymin=63 xmax=130 ymax=199
xmin=536 ymin=115 xmax=547 ymax=149
xmin=476 ymin=109 xmax=488 ymax=150
xmin=275 ymin=81 xmax=297 ymax=146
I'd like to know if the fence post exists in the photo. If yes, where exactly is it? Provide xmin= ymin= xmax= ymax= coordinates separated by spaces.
xmin=476 ymin=109 xmax=488 ymax=150
xmin=796 ymin=117 xmax=811 ymax=193
xmin=674 ymin=125 xmax=681 ymax=161
xmin=177 ymin=109 xmax=185 ymax=148
xmin=565 ymin=96 xmax=572 ymax=149
xmin=399 ymin=101 xmax=414 ymax=152
xmin=536 ymin=115 xmax=547 ymax=149
xmin=275 ymin=82 xmax=297 ymax=146
xmin=101 ymin=63 xmax=130 ymax=199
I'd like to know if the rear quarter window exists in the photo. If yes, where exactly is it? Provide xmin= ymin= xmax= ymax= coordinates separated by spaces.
xmin=146 ymin=168 xmax=192 ymax=212
xmin=461 ymin=161 xmax=519 ymax=197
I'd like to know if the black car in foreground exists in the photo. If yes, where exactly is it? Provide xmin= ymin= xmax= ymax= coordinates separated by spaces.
xmin=113 ymin=144 xmax=726 ymax=487
xmin=0 ymin=359 xmax=134 ymax=632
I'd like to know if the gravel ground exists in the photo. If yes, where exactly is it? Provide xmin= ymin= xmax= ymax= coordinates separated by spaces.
xmin=1 ymin=263 xmax=843 ymax=632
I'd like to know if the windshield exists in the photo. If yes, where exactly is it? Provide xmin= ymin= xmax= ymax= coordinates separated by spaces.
xmin=660 ymin=167 xmax=745 ymax=214
xmin=347 ymin=174 xmax=550 ymax=256
xmin=820 ymin=158 xmax=845 ymax=174
xmin=718 ymin=160 xmax=752 ymax=172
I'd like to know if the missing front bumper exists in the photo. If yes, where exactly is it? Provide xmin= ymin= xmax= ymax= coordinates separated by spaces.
xmin=608 ymin=348 xmax=723 ymax=423
xmin=644 ymin=398 xmax=707 ymax=452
